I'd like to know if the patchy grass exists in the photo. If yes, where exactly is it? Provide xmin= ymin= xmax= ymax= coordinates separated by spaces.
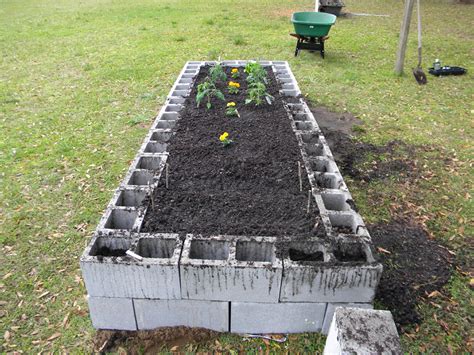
xmin=1 ymin=0 xmax=472 ymax=352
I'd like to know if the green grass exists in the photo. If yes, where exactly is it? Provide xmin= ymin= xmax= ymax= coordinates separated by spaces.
xmin=1 ymin=0 xmax=472 ymax=352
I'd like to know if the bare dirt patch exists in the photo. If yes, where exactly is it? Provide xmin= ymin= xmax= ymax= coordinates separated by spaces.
xmin=369 ymin=220 xmax=453 ymax=328
xmin=313 ymin=106 xmax=427 ymax=183
xmin=93 ymin=327 xmax=218 ymax=354
xmin=312 ymin=106 xmax=454 ymax=329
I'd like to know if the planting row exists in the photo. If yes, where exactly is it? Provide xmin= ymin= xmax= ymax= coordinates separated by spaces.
xmin=81 ymin=233 xmax=382 ymax=303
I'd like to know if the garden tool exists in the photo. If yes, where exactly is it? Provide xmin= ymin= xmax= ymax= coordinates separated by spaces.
xmin=413 ymin=0 xmax=427 ymax=84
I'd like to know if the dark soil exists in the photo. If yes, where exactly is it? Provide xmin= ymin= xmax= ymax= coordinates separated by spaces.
xmin=142 ymin=66 xmax=322 ymax=238
xmin=311 ymin=106 xmax=453 ymax=329
xmin=312 ymin=106 xmax=425 ymax=183
xmin=93 ymin=327 xmax=218 ymax=354
xmin=369 ymin=219 xmax=453 ymax=329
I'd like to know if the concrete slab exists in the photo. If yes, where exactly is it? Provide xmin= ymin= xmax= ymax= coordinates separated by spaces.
xmin=322 ymin=303 xmax=373 ymax=335
xmin=323 ymin=307 xmax=401 ymax=355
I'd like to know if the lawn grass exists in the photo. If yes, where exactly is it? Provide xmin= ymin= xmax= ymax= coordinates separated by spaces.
xmin=1 ymin=0 xmax=472 ymax=352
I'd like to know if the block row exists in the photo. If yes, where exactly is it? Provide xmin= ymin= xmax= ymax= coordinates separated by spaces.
xmin=87 ymin=295 xmax=372 ymax=334
xmin=282 ymin=100 xmax=373 ymax=245
xmin=81 ymin=234 xmax=382 ymax=303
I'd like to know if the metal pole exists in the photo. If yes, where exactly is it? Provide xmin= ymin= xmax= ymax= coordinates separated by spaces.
xmin=315 ymin=0 xmax=320 ymax=12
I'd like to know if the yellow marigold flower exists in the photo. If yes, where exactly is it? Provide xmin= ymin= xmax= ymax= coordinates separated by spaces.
xmin=231 ymin=68 xmax=239 ymax=73
xmin=227 ymin=102 xmax=236 ymax=107
xmin=228 ymin=81 xmax=240 ymax=88
xmin=219 ymin=132 xmax=229 ymax=141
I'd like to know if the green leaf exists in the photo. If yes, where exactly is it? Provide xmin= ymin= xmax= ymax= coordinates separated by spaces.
xmin=206 ymin=101 xmax=212 ymax=109
xmin=215 ymin=90 xmax=225 ymax=101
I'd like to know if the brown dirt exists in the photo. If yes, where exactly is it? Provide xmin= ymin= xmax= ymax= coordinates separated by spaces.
xmin=141 ymin=66 xmax=322 ymax=238
xmin=369 ymin=219 xmax=453 ymax=329
xmin=311 ymin=106 xmax=454 ymax=329
xmin=93 ymin=327 xmax=218 ymax=354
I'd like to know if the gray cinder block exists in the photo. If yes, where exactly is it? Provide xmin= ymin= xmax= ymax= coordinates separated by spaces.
xmin=280 ymin=239 xmax=382 ymax=303
xmin=322 ymin=303 xmax=373 ymax=335
xmin=323 ymin=308 xmax=401 ymax=355
xmin=134 ymin=299 xmax=229 ymax=332
xmin=180 ymin=235 xmax=283 ymax=303
xmin=87 ymin=296 xmax=137 ymax=330
xmin=80 ymin=234 xmax=182 ymax=299
xmin=231 ymin=302 xmax=327 ymax=334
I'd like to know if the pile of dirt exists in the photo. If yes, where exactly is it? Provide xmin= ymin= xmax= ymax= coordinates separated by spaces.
xmin=142 ymin=66 xmax=321 ymax=237
xmin=312 ymin=106 xmax=424 ymax=182
xmin=369 ymin=220 xmax=453 ymax=328
xmin=93 ymin=327 xmax=218 ymax=354
xmin=312 ymin=106 xmax=453 ymax=328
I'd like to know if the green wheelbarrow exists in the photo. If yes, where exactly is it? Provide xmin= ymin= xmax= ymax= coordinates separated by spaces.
xmin=291 ymin=12 xmax=337 ymax=58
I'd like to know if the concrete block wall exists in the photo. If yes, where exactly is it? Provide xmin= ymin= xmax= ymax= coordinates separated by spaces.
xmin=80 ymin=61 xmax=383 ymax=334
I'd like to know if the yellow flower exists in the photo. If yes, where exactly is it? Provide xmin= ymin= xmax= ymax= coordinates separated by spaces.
xmin=219 ymin=132 xmax=229 ymax=142
xmin=227 ymin=102 xmax=236 ymax=107
xmin=228 ymin=81 xmax=240 ymax=88
xmin=231 ymin=68 xmax=239 ymax=73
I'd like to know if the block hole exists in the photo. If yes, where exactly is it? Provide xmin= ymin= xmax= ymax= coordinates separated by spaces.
xmin=295 ymin=121 xmax=313 ymax=131
xmin=128 ymin=170 xmax=154 ymax=186
xmin=116 ymin=190 xmax=147 ymax=207
xmin=137 ymin=156 xmax=162 ymax=170
xmin=169 ymin=98 xmax=185 ymax=104
xmin=303 ymin=143 xmax=324 ymax=156
xmin=137 ymin=238 xmax=176 ymax=258
xmin=333 ymin=243 xmax=367 ymax=263
xmin=321 ymin=193 xmax=350 ymax=211
xmin=289 ymin=249 xmax=324 ymax=262
xmin=104 ymin=209 xmax=137 ymax=230
xmin=300 ymin=133 xmax=320 ymax=144
xmin=165 ymin=105 xmax=182 ymax=112
xmin=328 ymin=213 xmax=356 ymax=234
xmin=145 ymin=142 xmax=168 ymax=153
xmin=315 ymin=173 xmax=342 ymax=189
xmin=89 ymin=237 xmax=131 ymax=257
xmin=155 ymin=120 xmax=176 ymax=129
xmin=189 ymin=240 xmax=230 ymax=260
xmin=309 ymin=159 xmax=332 ymax=173
xmin=236 ymin=241 xmax=274 ymax=262
xmin=293 ymin=113 xmax=308 ymax=121
xmin=175 ymin=84 xmax=190 ymax=90
xmin=161 ymin=112 xmax=178 ymax=121
xmin=151 ymin=131 xmax=172 ymax=142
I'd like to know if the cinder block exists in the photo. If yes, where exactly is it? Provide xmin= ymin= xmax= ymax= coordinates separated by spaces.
xmin=323 ymin=308 xmax=401 ymax=355
xmin=280 ymin=240 xmax=382 ymax=303
xmin=134 ymin=299 xmax=229 ymax=332
xmin=87 ymin=296 xmax=137 ymax=330
xmin=322 ymin=303 xmax=373 ymax=335
xmin=231 ymin=302 xmax=327 ymax=334
xmin=81 ymin=234 xmax=182 ymax=299
xmin=180 ymin=235 xmax=283 ymax=303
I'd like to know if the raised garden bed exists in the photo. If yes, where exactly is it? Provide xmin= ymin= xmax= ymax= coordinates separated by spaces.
xmin=80 ymin=61 xmax=382 ymax=334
